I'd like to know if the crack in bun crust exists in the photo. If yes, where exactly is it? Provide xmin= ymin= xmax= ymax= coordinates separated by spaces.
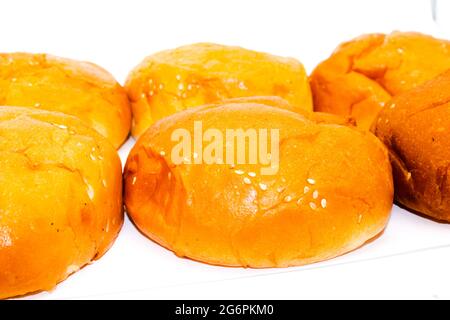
xmin=374 ymin=70 xmax=450 ymax=221
xmin=310 ymin=32 xmax=450 ymax=130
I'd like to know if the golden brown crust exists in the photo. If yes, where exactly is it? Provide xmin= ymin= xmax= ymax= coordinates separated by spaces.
xmin=124 ymin=102 xmax=393 ymax=268
xmin=0 ymin=106 xmax=123 ymax=299
xmin=125 ymin=43 xmax=313 ymax=137
xmin=310 ymin=32 xmax=450 ymax=129
xmin=0 ymin=53 xmax=131 ymax=148
xmin=374 ymin=70 xmax=450 ymax=221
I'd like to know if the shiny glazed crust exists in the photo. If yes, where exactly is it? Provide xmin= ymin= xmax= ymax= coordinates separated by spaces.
xmin=310 ymin=32 xmax=450 ymax=129
xmin=0 ymin=53 xmax=131 ymax=148
xmin=0 ymin=106 xmax=123 ymax=299
xmin=125 ymin=101 xmax=393 ymax=268
xmin=125 ymin=43 xmax=313 ymax=137
xmin=374 ymin=70 xmax=450 ymax=221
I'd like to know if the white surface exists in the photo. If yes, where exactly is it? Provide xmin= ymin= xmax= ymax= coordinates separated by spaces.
xmin=3 ymin=0 xmax=450 ymax=299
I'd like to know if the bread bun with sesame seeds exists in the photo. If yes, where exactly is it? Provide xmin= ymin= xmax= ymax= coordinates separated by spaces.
xmin=0 ymin=53 xmax=131 ymax=148
xmin=0 ymin=106 xmax=123 ymax=299
xmin=125 ymin=43 xmax=312 ymax=137
xmin=310 ymin=32 xmax=450 ymax=130
xmin=124 ymin=101 xmax=393 ymax=268
xmin=373 ymin=70 xmax=450 ymax=221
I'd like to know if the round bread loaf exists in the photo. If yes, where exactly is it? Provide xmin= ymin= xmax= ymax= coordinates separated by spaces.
xmin=0 ymin=106 xmax=123 ymax=299
xmin=124 ymin=102 xmax=393 ymax=268
xmin=310 ymin=32 xmax=450 ymax=129
xmin=0 ymin=53 xmax=131 ymax=148
xmin=125 ymin=43 xmax=312 ymax=137
xmin=374 ymin=70 xmax=450 ymax=221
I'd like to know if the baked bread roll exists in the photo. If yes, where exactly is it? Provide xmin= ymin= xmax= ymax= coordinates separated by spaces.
xmin=125 ymin=43 xmax=312 ymax=137
xmin=0 ymin=106 xmax=123 ymax=299
xmin=124 ymin=101 xmax=393 ymax=268
xmin=0 ymin=53 xmax=131 ymax=148
xmin=374 ymin=70 xmax=450 ymax=221
xmin=310 ymin=32 xmax=450 ymax=129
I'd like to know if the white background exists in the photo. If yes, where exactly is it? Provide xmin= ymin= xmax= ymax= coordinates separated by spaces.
xmin=3 ymin=0 xmax=450 ymax=299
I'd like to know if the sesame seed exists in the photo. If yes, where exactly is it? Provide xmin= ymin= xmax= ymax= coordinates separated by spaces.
xmin=321 ymin=198 xmax=327 ymax=208
xmin=357 ymin=214 xmax=363 ymax=224
xmin=248 ymin=172 xmax=256 ymax=177
xmin=243 ymin=177 xmax=251 ymax=185
xmin=90 ymin=153 xmax=96 ymax=161
xmin=11 ymin=78 xmax=16 ymax=82
xmin=176 ymin=74 xmax=181 ymax=80
xmin=149 ymin=79 xmax=153 ymax=84
xmin=34 ymin=102 xmax=41 ymax=107
xmin=149 ymin=90 xmax=154 ymax=96
xmin=312 ymin=190 xmax=319 ymax=199
xmin=307 ymin=178 xmax=316 ymax=185
xmin=259 ymin=183 xmax=268 ymax=191
xmin=284 ymin=195 xmax=292 ymax=202
xmin=238 ymin=81 xmax=247 ymax=90
xmin=55 ymin=124 xmax=68 ymax=129
xmin=86 ymin=184 xmax=95 ymax=200
xmin=390 ymin=103 xmax=396 ymax=109
xmin=234 ymin=169 xmax=245 ymax=175
xmin=102 ymin=179 xmax=107 ymax=187
xmin=304 ymin=186 xmax=310 ymax=194
xmin=187 ymin=84 xmax=192 ymax=90
xmin=141 ymin=93 xmax=146 ymax=98
xmin=406 ymin=172 xmax=412 ymax=180
xmin=159 ymin=84 xmax=164 ymax=90
xmin=168 ymin=172 xmax=172 ymax=179
xmin=178 ymin=83 xmax=184 ymax=90
xmin=131 ymin=176 xmax=137 ymax=185
xmin=379 ymin=102 xmax=385 ymax=107
xmin=397 ymin=48 xmax=404 ymax=54
xmin=297 ymin=198 xmax=303 ymax=205
xmin=309 ymin=202 xmax=317 ymax=210
xmin=160 ymin=150 xmax=166 ymax=156
xmin=276 ymin=186 xmax=285 ymax=193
